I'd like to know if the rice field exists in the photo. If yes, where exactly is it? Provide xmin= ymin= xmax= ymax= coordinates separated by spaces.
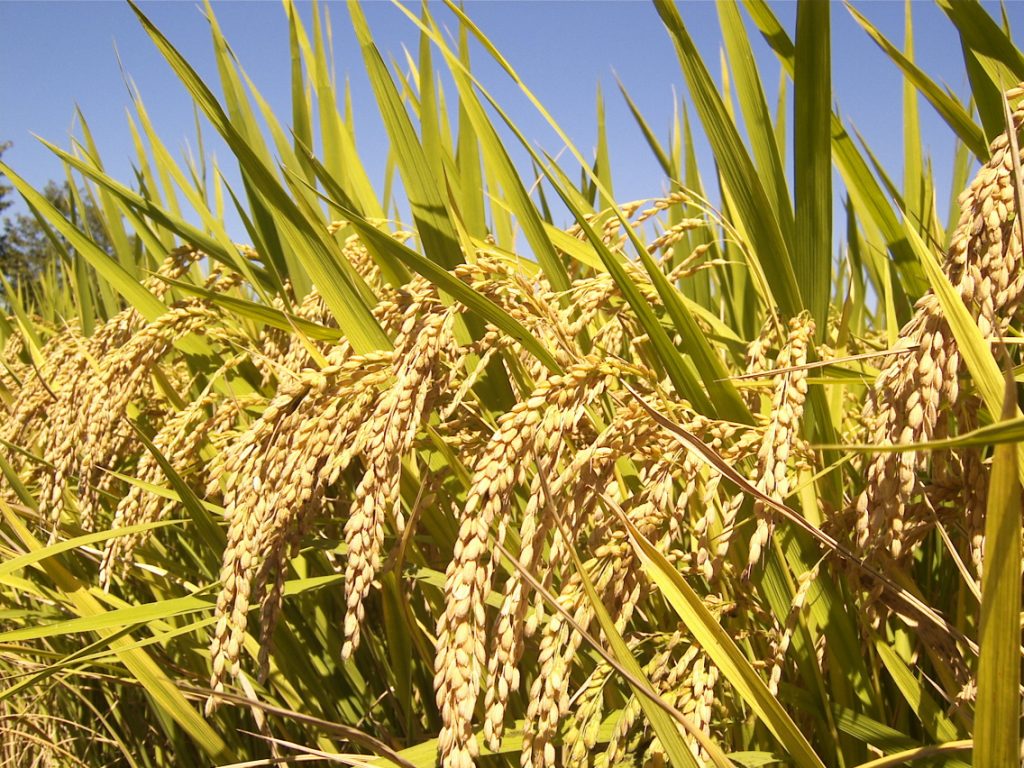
xmin=0 ymin=1 xmax=1022 ymax=766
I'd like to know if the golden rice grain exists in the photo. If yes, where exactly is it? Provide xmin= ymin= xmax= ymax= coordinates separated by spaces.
xmin=856 ymin=95 xmax=1024 ymax=558
xmin=747 ymin=313 xmax=814 ymax=571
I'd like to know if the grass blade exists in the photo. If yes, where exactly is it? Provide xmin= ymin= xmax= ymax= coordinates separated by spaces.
xmin=973 ymin=371 xmax=1023 ymax=765
xmin=0 ymin=161 xmax=166 ymax=322
xmin=846 ymin=3 xmax=988 ymax=160
xmin=349 ymin=1 xmax=463 ymax=271
xmin=0 ymin=500 xmax=234 ymax=762
xmin=608 ymin=498 xmax=825 ymax=768
xmin=655 ymin=0 xmax=802 ymax=319
xmin=127 ymin=0 xmax=390 ymax=354
xmin=794 ymin=0 xmax=832 ymax=337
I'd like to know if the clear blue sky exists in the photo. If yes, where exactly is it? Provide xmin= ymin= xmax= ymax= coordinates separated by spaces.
xmin=1 ymin=1 xmax=1019 ymax=240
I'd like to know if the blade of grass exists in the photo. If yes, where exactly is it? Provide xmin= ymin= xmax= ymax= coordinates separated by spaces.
xmin=39 ymin=138 xmax=270 ymax=288
xmin=127 ymin=0 xmax=390 ymax=354
xmin=717 ymin=0 xmax=793 ymax=245
xmin=607 ymin=494 xmax=825 ymax=768
xmin=401 ymin=4 xmax=742 ymax=416
xmin=617 ymin=77 xmax=674 ymax=179
xmin=973 ymin=370 xmax=1022 ymax=765
xmin=534 ymin=469 xmax=728 ymax=768
xmin=794 ymin=0 xmax=832 ymax=337
xmin=973 ymin=90 xmax=1024 ymax=766
xmin=873 ymin=642 xmax=964 ymax=744
xmin=75 ymin=110 xmax=139 ymax=278
xmin=850 ymin=741 xmax=972 ymax=768
xmin=0 ymin=500 xmax=234 ymax=762
xmin=0 ymin=161 xmax=166 ymax=322
xmin=655 ymin=0 xmax=802 ymax=319
xmin=823 ymin=412 xmax=1024 ymax=452
xmin=846 ymin=3 xmax=988 ymax=160
xmin=744 ymin=0 xmax=928 ymax=300
xmin=298 ymin=165 xmax=563 ymax=374
xmin=349 ymin=1 xmax=463 ymax=272
xmin=938 ymin=0 xmax=1024 ymax=142
xmin=594 ymin=84 xmax=614 ymax=210
xmin=623 ymin=382 xmax=976 ymax=652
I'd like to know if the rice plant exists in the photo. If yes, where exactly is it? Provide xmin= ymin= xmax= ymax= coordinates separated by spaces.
xmin=0 ymin=1 xmax=1022 ymax=766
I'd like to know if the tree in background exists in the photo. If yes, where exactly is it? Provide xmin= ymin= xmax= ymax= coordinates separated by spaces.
xmin=0 ymin=141 xmax=114 ymax=307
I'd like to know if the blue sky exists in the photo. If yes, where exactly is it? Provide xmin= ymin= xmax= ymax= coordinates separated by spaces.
xmin=1 ymin=1 xmax=1020 ymax=240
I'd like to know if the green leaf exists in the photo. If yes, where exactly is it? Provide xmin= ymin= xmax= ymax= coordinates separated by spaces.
xmin=937 ymin=0 xmax=1024 ymax=143
xmin=874 ymin=642 xmax=963 ymax=744
xmin=975 ymin=98 xmax=1024 ymax=758
xmin=744 ymin=0 xmax=928 ymax=301
xmin=610 ymin=502 xmax=826 ymax=768
xmin=399 ymin=4 xmax=731 ymax=413
xmin=594 ymin=84 xmax=614 ymax=210
xmin=538 ymin=153 xmax=715 ymax=409
xmin=127 ymin=420 xmax=226 ymax=559
xmin=453 ymin=27 xmax=488 ymax=240
xmin=717 ymin=0 xmax=793 ymax=245
xmin=75 ymin=111 xmax=139 ymax=278
xmin=427 ymin=40 xmax=572 ymax=293
xmin=849 ymin=741 xmax=972 ymax=768
xmin=0 ymin=161 xmax=167 ymax=322
xmin=825 ymin=412 xmax=1024 ymax=453
xmin=544 ymin=500 xmax=713 ymax=767
xmin=617 ymin=78 xmax=674 ymax=179
xmin=39 ymin=138 xmax=269 ymax=286
xmin=655 ymin=0 xmax=802 ymax=319
xmin=302 ymin=164 xmax=563 ymax=375
xmin=834 ymin=706 xmax=917 ymax=753
xmin=974 ymin=372 xmax=1022 ymax=766
xmin=846 ymin=3 xmax=989 ymax=161
xmin=126 ymin=0 xmax=390 ymax=355
xmin=127 ymin=85 xmax=274 ymax=300
xmin=0 ymin=590 xmax=209 ymax=645
xmin=158 ymin=276 xmax=342 ymax=341
xmin=0 ymin=519 xmax=183 ymax=580
xmin=0 ymin=501 xmax=234 ymax=762
xmin=794 ymin=0 xmax=832 ymax=336
xmin=349 ymin=1 xmax=463 ymax=271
